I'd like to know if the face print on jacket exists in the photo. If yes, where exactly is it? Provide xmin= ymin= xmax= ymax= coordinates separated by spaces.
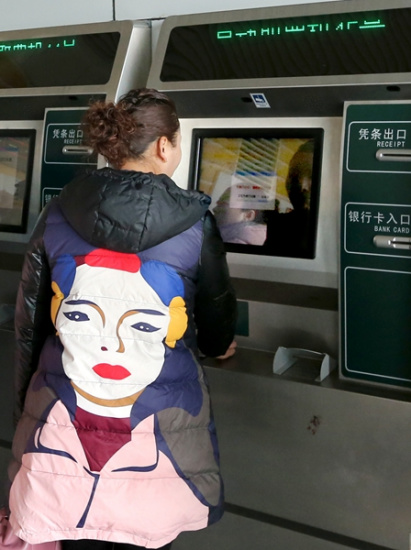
xmin=10 ymin=245 xmax=218 ymax=534
xmin=51 ymin=249 xmax=188 ymax=415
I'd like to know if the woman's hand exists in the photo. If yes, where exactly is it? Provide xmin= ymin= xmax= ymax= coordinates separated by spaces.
xmin=216 ymin=340 xmax=237 ymax=360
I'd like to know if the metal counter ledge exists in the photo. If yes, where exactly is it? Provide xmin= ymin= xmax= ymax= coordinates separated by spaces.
xmin=202 ymin=346 xmax=411 ymax=403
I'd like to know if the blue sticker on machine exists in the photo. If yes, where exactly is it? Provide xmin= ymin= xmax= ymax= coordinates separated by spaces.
xmin=250 ymin=93 xmax=271 ymax=108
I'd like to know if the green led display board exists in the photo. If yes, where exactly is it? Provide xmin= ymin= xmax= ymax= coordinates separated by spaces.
xmin=0 ymin=32 xmax=120 ymax=88
xmin=160 ymin=8 xmax=411 ymax=81
xmin=214 ymin=14 xmax=385 ymax=40
xmin=0 ymin=36 xmax=77 ymax=51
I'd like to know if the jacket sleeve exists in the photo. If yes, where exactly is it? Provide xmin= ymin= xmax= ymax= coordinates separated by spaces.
xmin=194 ymin=211 xmax=237 ymax=357
xmin=14 ymin=205 xmax=54 ymax=424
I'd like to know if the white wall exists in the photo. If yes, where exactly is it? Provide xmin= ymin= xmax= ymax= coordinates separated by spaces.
xmin=0 ymin=0 xmax=344 ymax=32
xmin=0 ymin=0 xmax=113 ymax=31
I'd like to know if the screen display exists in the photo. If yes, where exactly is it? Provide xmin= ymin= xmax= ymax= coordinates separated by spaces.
xmin=0 ymin=32 xmax=120 ymax=88
xmin=160 ymin=8 xmax=411 ymax=81
xmin=190 ymin=128 xmax=324 ymax=259
xmin=0 ymin=130 xmax=36 ymax=233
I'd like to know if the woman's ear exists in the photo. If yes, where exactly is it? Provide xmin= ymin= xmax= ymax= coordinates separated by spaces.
xmin=157 ymin=136 xmax=168 ymax=163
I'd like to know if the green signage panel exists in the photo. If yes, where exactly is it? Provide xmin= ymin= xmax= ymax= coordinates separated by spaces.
xmin=341 ymin=102 xmax=411 ymax=388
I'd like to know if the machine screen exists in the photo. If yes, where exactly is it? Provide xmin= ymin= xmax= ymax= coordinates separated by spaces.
xmin=190 ymin=128 xmax=323 ymax=259
xmin=0 ymin=130 xmax=35 ymax=234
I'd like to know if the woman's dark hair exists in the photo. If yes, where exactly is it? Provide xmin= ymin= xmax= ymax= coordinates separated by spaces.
xmin=83 ymin=88 xmax=180 ymax=169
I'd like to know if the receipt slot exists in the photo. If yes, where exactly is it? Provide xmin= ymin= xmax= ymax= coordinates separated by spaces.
xmin=340 ymin=102 xmax=411 ymax=388
xmin=41 ymin=108 xmax=98 ymax=208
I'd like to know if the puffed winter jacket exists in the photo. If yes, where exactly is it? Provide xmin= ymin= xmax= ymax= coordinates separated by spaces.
xmin=9 ymin=168 xmax=237 ymax=548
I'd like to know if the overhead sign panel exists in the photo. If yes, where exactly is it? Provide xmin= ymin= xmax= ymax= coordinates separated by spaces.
xmin=160 ymin=8 xmax=411 ymax=82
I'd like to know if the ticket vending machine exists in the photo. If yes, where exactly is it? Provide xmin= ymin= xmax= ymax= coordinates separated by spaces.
xmin=147 ymin=0 xmax=411 ymax=354
xmin=340 ymin=101 xmax=411 ymax=388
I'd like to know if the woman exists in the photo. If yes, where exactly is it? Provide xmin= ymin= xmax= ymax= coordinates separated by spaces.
xmin=9 ymin=89 xmax=237 ymax=550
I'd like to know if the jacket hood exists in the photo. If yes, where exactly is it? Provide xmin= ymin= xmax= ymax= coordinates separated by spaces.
xmin=58 ymin=168 xmax=211 ymax=253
